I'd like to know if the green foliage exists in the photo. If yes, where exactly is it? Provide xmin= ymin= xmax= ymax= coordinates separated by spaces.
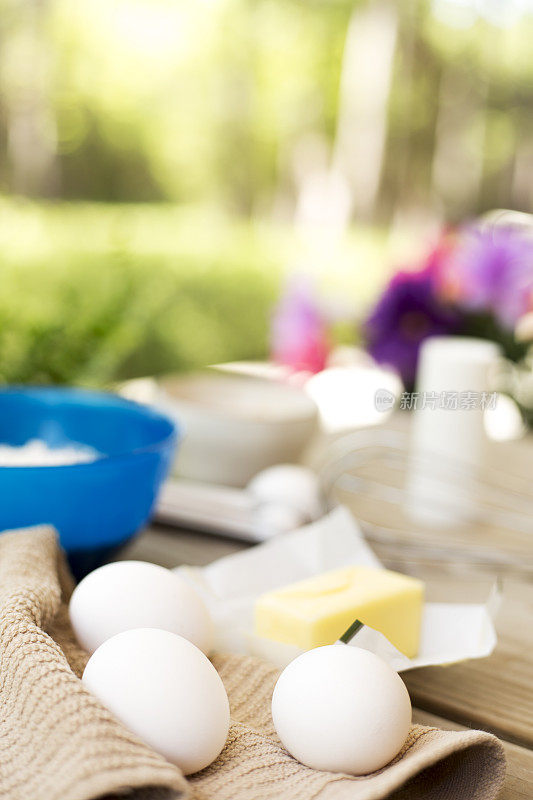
xmin=0 ymin=200 xmax=392 ymax=387
xmin=460 ymin=310 xmax=528 ymax=365
xmin=2 ymin=0 xmax=532 ymax=218
xmin=0 ymin=201 xmax=283 ymax=386
xmin=1 ymin=0 xmax=533 ymax=219
xmin=41 ymin=0 xmax=351 ymax=208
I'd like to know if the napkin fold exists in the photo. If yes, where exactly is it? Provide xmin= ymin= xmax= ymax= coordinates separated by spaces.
xmin=0 ymin=526 xmax=506 ymax=800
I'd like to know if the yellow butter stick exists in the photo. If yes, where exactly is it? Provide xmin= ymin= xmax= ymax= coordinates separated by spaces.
xmin=254 ymin=565 xmax=424 ymax=658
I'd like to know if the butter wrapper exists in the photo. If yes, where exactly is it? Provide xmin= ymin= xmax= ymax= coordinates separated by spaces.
xmin=175 ymin=507 xmax=497 ymax=672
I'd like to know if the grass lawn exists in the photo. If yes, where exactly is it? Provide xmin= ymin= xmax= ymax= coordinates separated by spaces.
xmin=0 ymin=199 xmax=398 ymax=386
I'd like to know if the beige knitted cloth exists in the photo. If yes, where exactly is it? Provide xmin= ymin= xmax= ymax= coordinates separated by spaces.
xmin=0 ymin=526 xmax=506 ymax=800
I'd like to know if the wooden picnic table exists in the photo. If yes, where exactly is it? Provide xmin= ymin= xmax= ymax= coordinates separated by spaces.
xmin=121 ymin=420 xmax=533 ymax=800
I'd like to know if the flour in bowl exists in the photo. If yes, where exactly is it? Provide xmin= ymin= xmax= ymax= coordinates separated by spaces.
xmin=0 ymin=439 xmax=101 ymax=466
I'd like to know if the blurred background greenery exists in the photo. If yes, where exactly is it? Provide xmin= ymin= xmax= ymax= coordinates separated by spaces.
xmin=0 ymin=0 xmax=532 ymax=385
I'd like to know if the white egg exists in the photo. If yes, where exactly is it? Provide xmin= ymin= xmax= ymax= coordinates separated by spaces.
xmin=247 ymin=464 xmax=322 ymax=520
xmin=253 ymin=502 xmax=304 ymax=538
xmin=271 ymin=645 xmax=411 ymax=775
xmin=70 ymin=560 xmax=213 ymax=655
xmin=83 ymin=628 xmax=230 ymax=774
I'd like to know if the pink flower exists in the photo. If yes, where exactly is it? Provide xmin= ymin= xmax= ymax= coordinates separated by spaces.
xmin=270 ymin=276 xmax=329 ymax=374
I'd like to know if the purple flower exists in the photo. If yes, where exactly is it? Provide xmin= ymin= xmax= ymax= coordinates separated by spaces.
xmin=270 ymin=275 xmax=329 ymax=374
xmin=444 ymin=225 xmax=533 ymax=328
xmin=364 ymin=260 xmax=461 ymax=387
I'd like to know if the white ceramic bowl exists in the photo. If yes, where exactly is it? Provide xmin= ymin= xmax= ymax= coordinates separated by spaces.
xmin=158 ymin=372 xmax=318 ymax=487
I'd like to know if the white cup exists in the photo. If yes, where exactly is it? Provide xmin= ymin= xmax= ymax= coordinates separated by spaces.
xmin=406 ymin=336 xmax=501 ymax=526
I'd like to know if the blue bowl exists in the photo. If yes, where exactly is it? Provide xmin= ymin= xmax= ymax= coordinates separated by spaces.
xmin=0 ymin=386 xmax=178 ymax=578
